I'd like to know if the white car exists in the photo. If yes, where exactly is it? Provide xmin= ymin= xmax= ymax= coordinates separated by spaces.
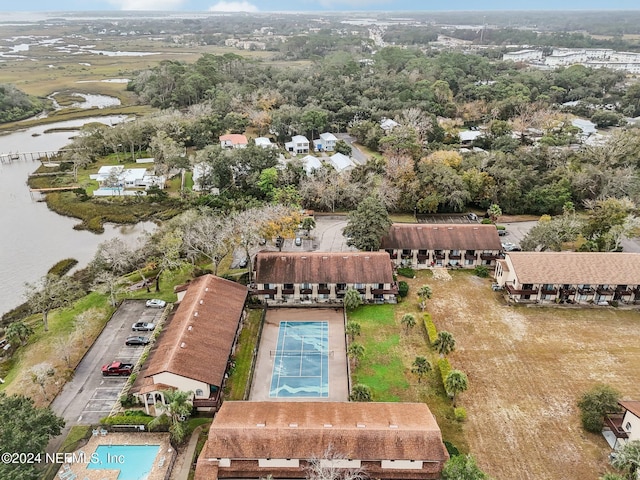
xmin=132 ymin=322 xmax=156 ymax=332
xmin=145 ymin=299 xmax=166 ymax=308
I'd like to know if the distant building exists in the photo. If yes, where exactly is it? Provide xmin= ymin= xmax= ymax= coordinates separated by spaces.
xmin=285 ymin=135 xmax=310 ymax=154
xmin=605 ymin=400 xmax=640 ymax=450
xmin=299 ymin=154 xmax=323 ymax=175
xmin=313 ymin=132 xmax=338 ymax=152
xmin=220 ymin=134 xmax=248 ymax=149
xmin=380 ymin=117 xmax=399 ymax=131
xmin=327 ymin=152 xmax=355 ymax=173
xmin=502 ymin=49 xmax=543 ymax=62
xmin=254 ymin=137 xmax=275 ymax=149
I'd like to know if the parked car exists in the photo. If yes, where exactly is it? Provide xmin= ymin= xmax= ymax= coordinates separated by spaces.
xmin=238 ymin=257 xmax=248 ymax=268
xmin=101 ymin=361 xmax=133 ymax=376
xmin=491 ymin=283 xmax=503 ymax=291
xmin=132 ymin=322 xmax=155 ymax=332
xmin=145 ymin=299 xmax=166 ymax=308
xmin=125 ymin=335 xmax=150 ymax=346
xmin=295 ymin=237 xmax=302 ymax=246
xmin=468 ymin=212 xmax=479 ymax=221
xmin=498 ymin=230 xmax=508 ymax=236
xmin=501 ymin=242 xmax=521 ymax=252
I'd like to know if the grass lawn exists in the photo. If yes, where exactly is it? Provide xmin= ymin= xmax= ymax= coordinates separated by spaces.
xmin=348 ymin=300 xmax=468 ymax=453
xmin=414 ymin=268 xmax=640 ymax=480
xmin=225 ymin=308 xmax=264 ymax=400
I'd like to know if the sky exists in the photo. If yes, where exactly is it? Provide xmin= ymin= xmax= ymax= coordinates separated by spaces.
xmin=3 ymin=0 xmax=640 ymax=13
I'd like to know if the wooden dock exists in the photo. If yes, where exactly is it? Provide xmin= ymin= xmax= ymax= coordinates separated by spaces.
xmin=0 ymin=150 xmax=71 ymax=164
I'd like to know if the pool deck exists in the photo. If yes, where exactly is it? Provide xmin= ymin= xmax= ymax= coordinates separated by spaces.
xmin=250 ymin=307 xmax=349 ymax=402
xmin=59 ymin=432 xmax=172 ymax=480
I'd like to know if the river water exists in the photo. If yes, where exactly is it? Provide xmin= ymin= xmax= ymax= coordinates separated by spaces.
xmin=0 ymin=116 xmax=155 ymax=316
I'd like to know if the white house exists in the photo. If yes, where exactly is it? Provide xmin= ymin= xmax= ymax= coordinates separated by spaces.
xmin=300 ymin=154 xmax=323 ymax=175
xmin=254 ymin=137 xmax=275 ymax=149
xmin=328 ymin=152 xmax=355 ymax=173
xmin=313 ymin=132 xmax=338 ymax=152
xmin=604 ymin=400 xmax=640 ymax=450
xmin=192 ymin=163 xmax=219 ymax=194
xmin=91 ymin=166 xmax=147 ymax=187
xmin=219 ymin=134 xmax=248 ymax=149
xmin=380 ymin=117 xmax=399 ymax=131
xmin=285 ymin=135 xmax=310 ymax=154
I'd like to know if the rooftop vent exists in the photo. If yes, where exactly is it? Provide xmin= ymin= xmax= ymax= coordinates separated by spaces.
xmin=199 ymin=300 xmax=204 ymax=305
xmin=188 ymin=325 xmax=193 ymax=331
xmin=194 ymin=311 xmax=198 ymax=317
xmin=356 ymin=423 xmax=366 ymax=428
xmin=447 ymin=227 xmax=453 ymax=230
xmin=324 ymin=423 xmax=333 ymax=428
xmin=389 ymin=424 xmax=399 ymax=429
xmin=180 ymin=342 xmax=186 ymax=348
xmin=417 ymin=226 xmax=422 ymax=230
xmin=289 ymin=423 xmax=298 ymax=428
xmin=256 ymin=422 xmax=266 ymax=427
xmin=205 ymin=287 xmax=209 ymax=292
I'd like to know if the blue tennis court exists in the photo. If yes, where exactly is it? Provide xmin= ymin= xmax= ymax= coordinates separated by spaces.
xmin=269 ymin=321 xmax=329 ymax=398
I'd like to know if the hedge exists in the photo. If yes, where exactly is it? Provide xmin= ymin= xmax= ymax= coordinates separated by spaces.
xmin=398 ymin=281 xmax=409 ymax=298
xmin=424 ymin=313 xmax=437 ymax=344
xmin=100 ymin=412 xmax=153 ymax=426
xmin=438 ymin=358 xmax=452 ymax=389
xmin=397 ymin=267 xmax=415 ymax=278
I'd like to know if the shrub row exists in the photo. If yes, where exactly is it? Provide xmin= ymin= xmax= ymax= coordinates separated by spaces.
xmin=48 ymin=258 xmax=79 ymax=277
xmin=396 ymin=267 xmax=415 ymax=278
xmin=438 ymin=358 xmax=452 ymax=389
xmin=424 ymin=313 xmax=438 ymax=344
xmin=100 ymin=412 xmax=153 ymax=426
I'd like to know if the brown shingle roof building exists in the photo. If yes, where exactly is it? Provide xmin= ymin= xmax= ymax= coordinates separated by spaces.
xmin=504 ymin=252 xmax=640 ymax=285
xmin=143 ymin=274 xmax=248 ymax=388
xmin=195 ymin=401 xmax=449 ymax=480
xmin=381 ymin=223 xmax=502 ymax=251
xmin=254 ymin=252 xmax=394 ymax=285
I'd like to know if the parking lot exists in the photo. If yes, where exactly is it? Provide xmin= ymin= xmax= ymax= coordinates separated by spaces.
xmin=50 ymin=300 xmax=166 ymax=427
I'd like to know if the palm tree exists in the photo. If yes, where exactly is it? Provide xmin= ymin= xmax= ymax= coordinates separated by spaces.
xmin=349 ymin=384 xmax=372 ymax=402
xmin=400 ymin=313 xmax=416 ymax=333
xmin=610 ymin=439 xmax=640 ymax=480
xmin=417 ymin=285 xmax=432 ymax=311
xmin=344 ymin=288 xmax=362 ymax=311
xmin=347 ymin=342 xmax=365 ymax=368
xmin=411 ymin=356 xmax=432 ymax=383
xmin=346 ymin=321 xmax=361 ymax=342
xmin=5 ymin=320 xmax=34 ymax=347
xmin=149 ymin=390 xmax=193 ymax=444
xmin=445 ymin=370 xmax=469 ymax=407
xmin=487 ymin=203 xmax=502 ymax=223
xmin=433 ymin=331 xmax=456 ymax=357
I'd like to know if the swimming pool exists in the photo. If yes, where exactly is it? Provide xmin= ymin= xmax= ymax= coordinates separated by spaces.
xmin=87 ymin=444 xmax=160 ymax=480
xmin=269 ymin=321 xmax=329 ymax=398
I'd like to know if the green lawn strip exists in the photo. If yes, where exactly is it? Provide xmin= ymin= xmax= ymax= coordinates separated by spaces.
xmin=225 ymin=308 xmax=263 ymax=400
xmin=40 ymin=425 xmax=93 ymax=480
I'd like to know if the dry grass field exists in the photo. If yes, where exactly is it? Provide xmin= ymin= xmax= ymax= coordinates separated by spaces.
xmin=409 ymin=269 xmax=640 ymax=480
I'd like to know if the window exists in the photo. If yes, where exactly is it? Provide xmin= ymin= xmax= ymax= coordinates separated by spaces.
xmin=195 ymin=389 xmax=203 ymax=397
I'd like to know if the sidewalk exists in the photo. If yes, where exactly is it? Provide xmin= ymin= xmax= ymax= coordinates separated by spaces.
xmin=170 ymin=425 xmax=204 ymax=480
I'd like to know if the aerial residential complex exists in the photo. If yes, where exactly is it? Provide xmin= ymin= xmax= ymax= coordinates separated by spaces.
xmin=503 ymin=47 xmax=640 ymax=73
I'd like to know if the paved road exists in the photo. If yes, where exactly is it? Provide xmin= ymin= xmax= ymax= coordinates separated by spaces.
xmin=335 ymin=133 xmax=368 ymax=165
xmin=47 ymin=300 xmax=165 ymax=452
xmin=500 ymin=221 xmax=537 ymax=248
xmin=312 ymin=216 xmax=356 ymax=252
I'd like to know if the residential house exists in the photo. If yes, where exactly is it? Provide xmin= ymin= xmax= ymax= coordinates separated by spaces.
xmin=191 ymin=163 xmax=219 ymax=194
xmin=300 ymin=154 xmax=323 ymax=175
xmin=132 ymin=275 xmax=248 ymax=414
xmin=254 ymin=137 xmax=275 ymax=149
xmin=220 ymin=134 xmax=248 ymax=149
xmin=328 ymin=152 xmax=356 ymax=173
xmin=251 ymin=251 xmax=397 ymax=304
xmin=604 ymin=400 xmax=640 ymax=450
xmin=494 ymin=252 xmax=640 ymax=304
xmin=313 ymin=132 xmax=338 ymax=152
xmin=502 ymin=49 xmax=544 ymax=62
xmin=458 ymin=130 xmax=484 ymax=146
xmin=380 ymin=117 xmax=399 ymax=132
xmin=195 ymin=401 xmax=449 ymax=480
xmin=285 ymin=135 xmax=310 ymax=154
xmin=381 ymin=224 xmax=503 ymax=269
xmin=90 ymin=165 xmax=164 ymax=196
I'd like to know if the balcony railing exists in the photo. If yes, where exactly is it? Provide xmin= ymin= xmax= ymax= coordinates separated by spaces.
xmin=318 ymin=288 xmax=330 ymax=295
xmin=449 ymin=254 xmax=462 ymax=260
xmin=616 ymin=289 xmax=632 ymax=296
xmin=560 ymin=287 xmax=576 ymax=295
xmin=282 ymin=288 xmax=294 ymax=295
xmin=604 ymin=414 xmax=629 ymax=439
xmin=541 ymin=288 xmax=558 ymax=295
xmin=480 ymin=253 xmax=498 ymax=260
xmin=505 ymin=284 xmax=538 ymax=296
xmin=578 ymin=287 xmax=595 ymax=295
xmin=300 ymin=288 xmax=312 ymax=295
xmin=597 ymin=287 xmax=615 ymax=295
xmin=465 ymin=254 xmax=477 ymax=260
xmin=434 ymin=253 xmax=445 ymax=260
xmin=417 ymin=254 xmax=429 ymax=261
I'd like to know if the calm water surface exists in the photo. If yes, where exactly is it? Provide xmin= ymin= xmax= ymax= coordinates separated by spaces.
xmin=0 ymin=116 xmax=155 ymax=315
